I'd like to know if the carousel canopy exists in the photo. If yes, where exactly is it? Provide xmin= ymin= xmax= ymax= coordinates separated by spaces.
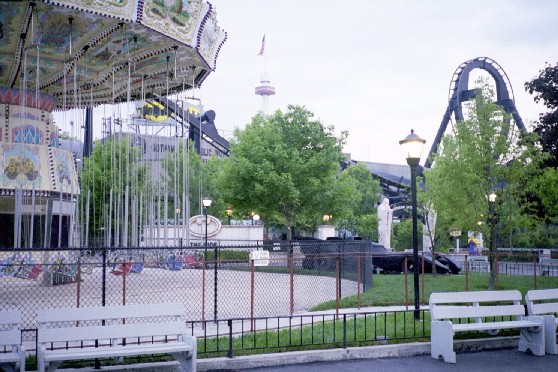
xmin=0 ymin=0 xmax=227 ymax=110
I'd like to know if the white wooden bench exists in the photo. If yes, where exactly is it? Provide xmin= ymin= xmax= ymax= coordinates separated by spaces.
xmin=525 ymin=288 xmax=558 ymax=355
xmin=37 ymin=304 xmax=196 ymax=372
xmin=429 ymin=290 xmax=545 ymax=363
xmin=539 ymin=258 xmax=558 ymax=276
xmin=0 ymin=310 xmax=25 ymax=372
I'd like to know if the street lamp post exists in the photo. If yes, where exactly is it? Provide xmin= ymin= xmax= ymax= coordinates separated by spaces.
xmin=399 ymin=129 xmax=426 ymax=320
xmin=488 ymin=192 xmax=497 ymax=275
xmin=226 ymin=206 xmax=233 ymax=225
xmin=202 ymin=196 xmax=217 ymax=321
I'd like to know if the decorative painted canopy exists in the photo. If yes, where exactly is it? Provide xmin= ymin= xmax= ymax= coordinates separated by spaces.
xmin=0 ymin=0 xmax=227 ymax=110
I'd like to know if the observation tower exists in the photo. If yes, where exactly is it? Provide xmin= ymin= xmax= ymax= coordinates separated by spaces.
xmin=255 ymin=73 xmax=275 ymax=115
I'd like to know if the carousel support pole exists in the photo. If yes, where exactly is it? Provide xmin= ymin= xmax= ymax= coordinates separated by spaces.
xmin=83 ymin=108 xmax=93 ymax=158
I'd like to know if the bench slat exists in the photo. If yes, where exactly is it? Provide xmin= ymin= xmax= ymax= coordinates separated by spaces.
xmin=529 ymin=302 xmax=558 ymax=315
xmin=525 ymin=288 xmax=558 ymax=302
xmin=432 ymin=304 xmax=525 ymax=320
xmin=430 ymin=290 xmax=522 ymax=305
xmin=0 ymin=352 xmax=22 ymax=363
xmin=38 ymin=304 xmax=184 ymax=323
xmin=451 ymin=320 xmax=541 ymax=332
xmin=38 ymin=321 xmax=187 ymax=344
xmin=43 ymin=342 xmax=193 ymax=362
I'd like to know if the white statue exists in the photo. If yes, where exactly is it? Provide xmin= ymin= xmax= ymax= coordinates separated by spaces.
xmin=422 ymin=206 xmax=437 ymax=252
xmin=377 ymin=198 xmax=393 ymax=248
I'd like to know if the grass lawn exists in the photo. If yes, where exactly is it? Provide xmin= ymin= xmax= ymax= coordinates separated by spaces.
xmin=199 ymin=272 xmax=551 ymax=357
xmin=312 ymin=272 xmax=558 ymax=310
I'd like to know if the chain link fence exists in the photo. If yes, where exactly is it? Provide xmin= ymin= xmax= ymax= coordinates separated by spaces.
xmin=1 ymin=243 xmax=557 ymax=334
xmin=0 ymin=241 xmax=371 ymax=331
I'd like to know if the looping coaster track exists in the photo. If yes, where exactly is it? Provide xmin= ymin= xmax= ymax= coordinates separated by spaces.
xmin=424 ymin=57 xmax=526 ymax=168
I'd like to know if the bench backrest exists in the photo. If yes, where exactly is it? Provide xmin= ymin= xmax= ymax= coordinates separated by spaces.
xmin=430 ymin=290 xmax=525 ymax=321
xmin=0 ymin=310 xmax=21 ymax=326
xmin=525 ymin=288 xmax=558 ymax=316
xmin=0 ymin=310 xmax=21 ymax=347
xmin=37 ymin=303 xmax=184 ymax=323
xmin=37 ymin=303 xmax=188 ymax=344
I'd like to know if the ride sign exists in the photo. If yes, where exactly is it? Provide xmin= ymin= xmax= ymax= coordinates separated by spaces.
xmin=449 ymin=228 xmax=462 ymax=237
xmin=249 ymin=250 xmax=270 ymax=266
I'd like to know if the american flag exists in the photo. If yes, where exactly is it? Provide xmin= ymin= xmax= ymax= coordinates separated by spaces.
xmin=258 ymin=35 xmax=265 ymax=56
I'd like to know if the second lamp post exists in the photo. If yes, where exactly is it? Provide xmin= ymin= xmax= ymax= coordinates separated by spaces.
xmin=399 ymin=129 xmax=426 ymax=320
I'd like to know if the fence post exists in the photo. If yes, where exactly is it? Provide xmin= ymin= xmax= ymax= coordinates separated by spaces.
xmin=404 ymin=256 xmax=409 ymax=310
xmin=227 ymin=319 xmax=233 ymax=358
xmin=534 ymin=255 xmax=537 ymax=290
xmin=290 ymin=254 xmax=294 ymax=317
xmin=96 ymin=250 xmax=107 ymax=369
xmin=336 ymin=256 xmax=340 ymax=319
xmin=421 ymin=255 xmax=425 ymax=305
xmin=122 ymin=260 xmax=127 ymax=306
xmin=342 ymin=314 xmax=347 ymax=349
xmin=101 ymin=248 xmax=106 ymax=307
xmin=495 ymin=255 xmax=499 ymax=289
xmin=122 ymin=260 xmax=128 ymax=346
xmin=202 ymin=259 xmax=206 ymax=327
xmin=76 ymin=256 xmax=81 ymax=309
xmin=251 ymin=259 xmax=255 ymax=331
xmin=214 ymin=253 xmax=218 ymax=322
xmin=357 ymin=254 xmax=361 ymax=310
xmin=464 ymin=255 xmax=468 ymax=291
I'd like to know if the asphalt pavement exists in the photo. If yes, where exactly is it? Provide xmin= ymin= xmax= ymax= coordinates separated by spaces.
xmin=241 ymin=349 xmax=558 ymax=372
xmin=61 ymin=340 xmax=558 ymax=372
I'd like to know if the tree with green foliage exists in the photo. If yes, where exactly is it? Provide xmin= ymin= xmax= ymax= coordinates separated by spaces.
xmin=425 ymin=79 xmax=546 ymax=289
xmin=392 ymin=219 xmax=422 ymax=251
xmin=337 ymin=163 xmax=381 ymax=240
xmin=218 ymin=105 xmax=356 ymax=239
xmin=525 ymin=62 xmax=558 ymax=168
xmin=524 ymin=62 xmax=558 ymax=244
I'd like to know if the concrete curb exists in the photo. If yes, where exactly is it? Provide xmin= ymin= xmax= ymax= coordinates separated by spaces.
xmin=60 ymin=337 xmax=519 ymax=371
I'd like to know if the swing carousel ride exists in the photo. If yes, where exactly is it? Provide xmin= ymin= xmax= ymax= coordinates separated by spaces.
xmin=0 ymin=0 xmax=227 ymax=249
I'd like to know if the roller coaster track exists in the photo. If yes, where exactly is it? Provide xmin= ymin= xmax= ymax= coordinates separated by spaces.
xmin=424 ymin=57 xmax=526 ymax=168
xmin=153 ymin=96 xmax=230 ymax=157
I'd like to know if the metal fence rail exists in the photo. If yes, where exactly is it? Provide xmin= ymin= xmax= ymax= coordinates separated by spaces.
xmin=192 ymin=308 xmax=429 ymax=358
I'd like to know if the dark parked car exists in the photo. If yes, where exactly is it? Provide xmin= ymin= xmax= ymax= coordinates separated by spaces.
xmin=374 ymin=250 xmax=461 ymax=275
xmin=299 ymin=237 xmax=461 ymax=275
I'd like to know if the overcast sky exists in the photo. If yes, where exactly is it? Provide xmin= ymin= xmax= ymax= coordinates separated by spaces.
xmin=197 ymin=0 xmax=558 ymax=165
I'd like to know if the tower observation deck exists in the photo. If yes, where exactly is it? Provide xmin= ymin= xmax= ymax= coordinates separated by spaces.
xmin=255 ymin=73 xmax=276 ymax=114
